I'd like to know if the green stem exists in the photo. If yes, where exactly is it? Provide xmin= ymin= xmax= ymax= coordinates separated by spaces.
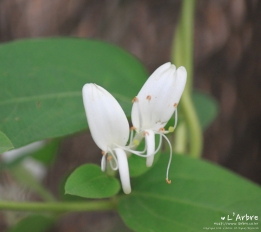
xmin=172 ymin=0 xmax=196 ymax=93
xmin=171 ymin=0 xmax=202 ymax=157
xmin=0 ymin=200 xmax=116 ymax=213
xmin=173 ymin=121 xmax=187 ymax=154
xmin=181 ymin=93 xmax=202 ymax=158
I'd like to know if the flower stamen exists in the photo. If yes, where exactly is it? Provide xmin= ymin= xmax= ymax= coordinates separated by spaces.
xmin=146 ymin=95 xmax=151 ymax=101
xmin=174 ymin=108 xmax=178 ymax=129
xmin=107 ymin=147 xmax=119 ymax=170
xmin=143 ymin=131 xmax=149 ymax=136
xmin=161 ymin=133 xmax=173 ymax=184
xmin=132 ymin=96 xmax=139 ymax=103
xmin=158 ymin=127 xmax=165 ymax=132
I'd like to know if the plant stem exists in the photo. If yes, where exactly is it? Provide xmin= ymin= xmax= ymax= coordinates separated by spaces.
xmin=173 ymin=121 xmax=187 ymax=154
xmin=172 ymin=0 xmax=196 ymax=93
xmin=171 ymin=0 xmax=202 ymax=157
xmin=0 ymin=200 xmax=116 ymax=213
xmin=181 ymin=93 xmax=202 ymax=158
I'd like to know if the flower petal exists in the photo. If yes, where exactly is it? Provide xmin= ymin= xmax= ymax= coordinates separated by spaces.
xmin=114 ymin=148 xmax=131 ymax=194
xmin=82 ymin=84 xmax=129 ymax=152
xmin=131 ymin=63 xmax=187 ymax=131
xmin=101 ymin=155 xmax=106 ymax=172
xmin=144 ymin=129 xmax=155 ymax=167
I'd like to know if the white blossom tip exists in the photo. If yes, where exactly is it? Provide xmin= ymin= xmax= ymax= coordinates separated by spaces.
xmin=82 ymin=83 xmax=129 ymax=152
xmin=177 ymin=66 xmax=187 ymax=78
xmin=160 ymin=62 xmax=171 ymax=69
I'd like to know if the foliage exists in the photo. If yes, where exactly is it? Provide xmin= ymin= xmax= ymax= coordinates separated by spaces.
xmin=0 ymin=8 xmax=260 ymax=231
xmin=118 ymin=154 xmax=261 ymax=232
xmin=65 ymin=164 xmax=120 ymax=198
xmin=0 ymin=131 xmax=13 ymax=153
xmin=0 ymin=38 xmax=147 ymax=148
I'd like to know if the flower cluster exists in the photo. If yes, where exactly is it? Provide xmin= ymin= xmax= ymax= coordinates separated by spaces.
xmin=82 ymin=62 xmax=187 ymax=194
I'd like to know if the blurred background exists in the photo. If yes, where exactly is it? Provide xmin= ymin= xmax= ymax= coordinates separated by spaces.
xmin=0 ymin=0 xmax=260 ymax=231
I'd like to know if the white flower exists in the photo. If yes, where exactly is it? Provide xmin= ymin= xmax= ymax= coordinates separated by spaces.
xmin=2 ymin=141 xmax=46 ymax=181
xmin=131 ymin=62 xmax=187 ymax=183
xmin=82 ymin=83 xmax=131 ymax=194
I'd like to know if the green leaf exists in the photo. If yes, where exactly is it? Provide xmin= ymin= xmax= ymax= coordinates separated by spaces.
xmin=31 ymin=139 xmax=60 ymax=165
xmin=65 ymin=164 xmax=120 ymax=198
xmin=118 ymin=154 xmax=261 ymax=232
xmin=0 ymin=38 xmax=147 ymax=148
xmin=0 ymin=131 xmax=14 ymax=153
xmin=128 ymin=152 xmax=148 ymax=177
xmin=59 ymin=174 xmax=87 ymax=202
xmin=8 ymin=215 xmax=54 ymax=232
xmin=193 ymin=91 xmax=218 ymax=129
